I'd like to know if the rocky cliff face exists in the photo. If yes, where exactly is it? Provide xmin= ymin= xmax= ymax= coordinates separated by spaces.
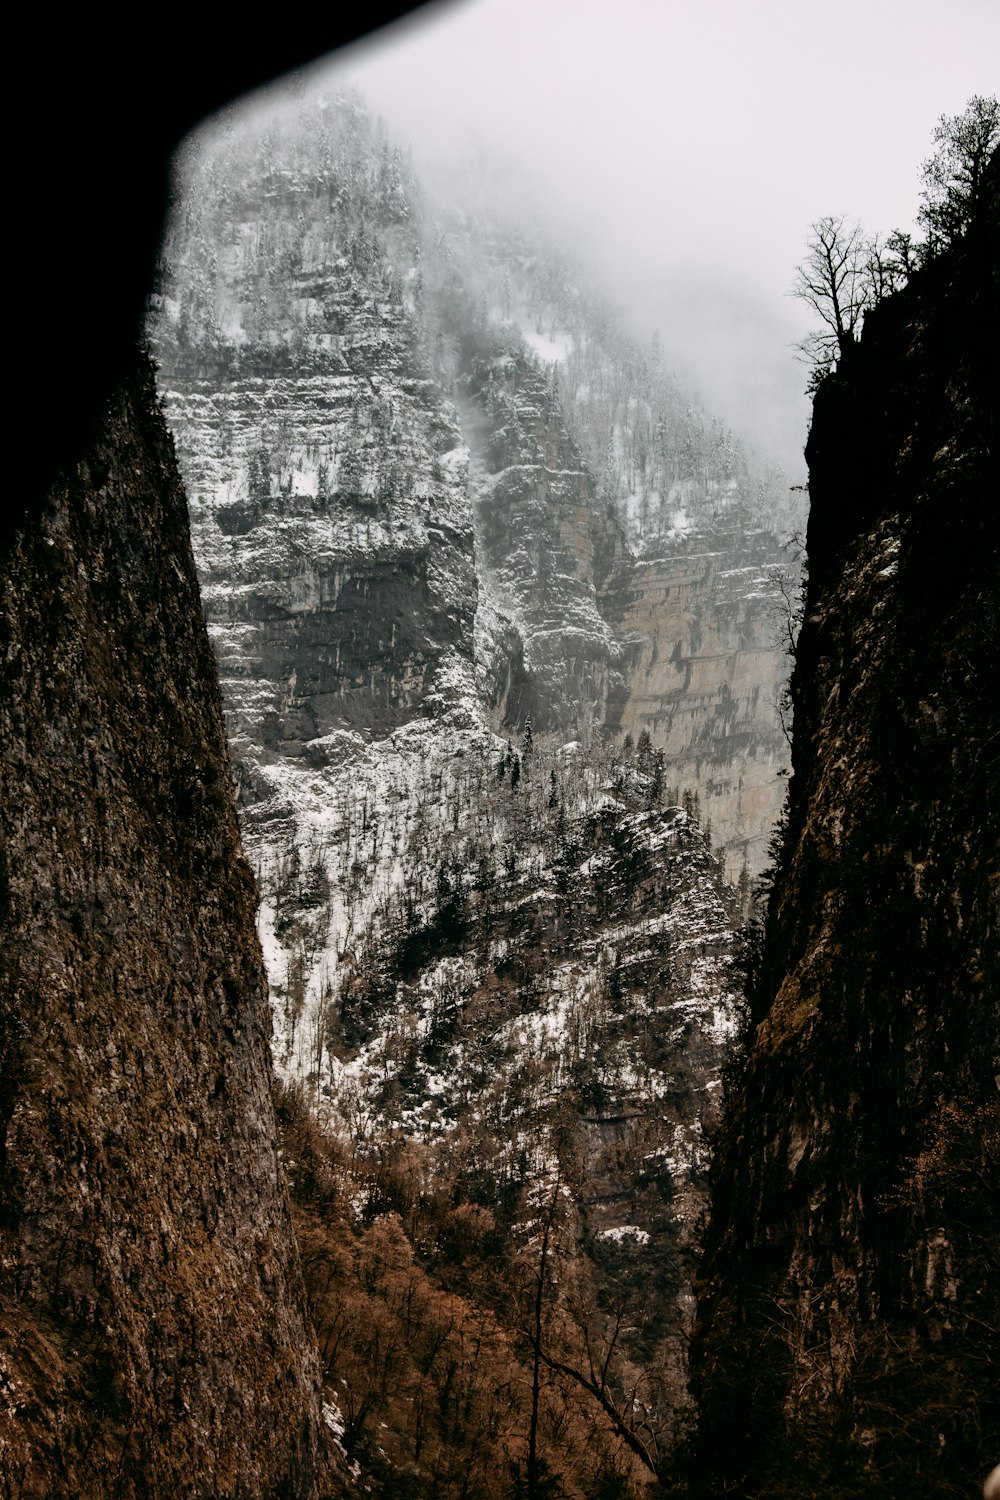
xmin=153 ymin=96 xmax=492 ymax=1085
xmin=150 ymin=94 xmax=751 ymax=1488
xmin=457 ymin=334 xmax=791 ymax=872
xmin=691 ymin=162 xmax=999 ymax=1498
xmin=155 ymin=96 xmax=800 ymax=944
xmin=0 ymin=354 xmax=329 ymax=1498
xmin=269 ymin=732 xmax=739 ymax=1492
xmin=613 ymin=536 xmax=791 ymax=873
xmin=456 ymin=351 xmax=632 ymax=737
xmin=429 ymin=203 xmax=801 ymax=879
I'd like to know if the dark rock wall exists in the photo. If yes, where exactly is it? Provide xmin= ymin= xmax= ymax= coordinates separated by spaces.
xmin=0 ymin=353 xmax=329 ymax=1497
xmin=691 ymin=167 xmax=999 ymax=1497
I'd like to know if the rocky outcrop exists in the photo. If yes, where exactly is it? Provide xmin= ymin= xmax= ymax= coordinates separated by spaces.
xmin=613 ymin=536 xmax=791 ymax=874
xmin=155 ymin=125 xmax=479 ymax=760
xmin=691 ymin=162 xmax=999 ymax=1497
xmin=158 ymin=94 xmax=759 ymax=1089
xmin=457 ymin=353 xmax=632 ymax=736
xmin=457 ymin=345 xmax=791 ymax=877
xmin=0 ymin=353 xmax=329 ymax=1497
xmin=155 ymin=97 xmax=798 ymax=907
xmin=431 ymin=209 xmax=799 ymax=879
xmin=152 ymin=100 xmax=490 ymax=1080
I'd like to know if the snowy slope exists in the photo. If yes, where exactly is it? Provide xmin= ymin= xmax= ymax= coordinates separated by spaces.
xmin=149 ymin=86 xmax=762 ymax=1483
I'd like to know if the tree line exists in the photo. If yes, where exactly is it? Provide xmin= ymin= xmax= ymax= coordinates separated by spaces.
xmin=793 ymin=96 xmax=998 ymax=385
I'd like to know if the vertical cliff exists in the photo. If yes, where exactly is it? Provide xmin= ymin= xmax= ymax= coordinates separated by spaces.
xmin=148 ymin=97 xmax=749 ymax=1485
xmin=612 ymin=537 xmax=791 ymax=877
xmin=455 ymin=331 xmax=792 ymax=878
xmin=456 ymin=348 xmax=633 ymax=736
xmin=0 ymin=354 xmax=329 ymax=1497
xmin=691 ymin=162 xmax=999 ymax=1496
xmin=429 ymin=204 xmax=801 ymax=878
xmin=151 ymin=97 xmax=492 ymax=1081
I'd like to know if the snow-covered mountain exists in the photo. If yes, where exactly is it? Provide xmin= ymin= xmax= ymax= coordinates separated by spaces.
xmin=148 ymin=86 xmax=795 ymax=1489
xmin=275 ymin=742 xmax=743 ymax=1488
xmin=422 ymin=178 xmax=803 ymax=872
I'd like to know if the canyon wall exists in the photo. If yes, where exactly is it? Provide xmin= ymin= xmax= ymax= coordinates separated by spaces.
xmin=150 ymin=94 xmax=749 ymax=1488
xmin=431 ymin=204 xmax=799 ymax=880
xmin=691 ymin=158 xmax=999 ymax=1499
xmin=613 ymin=537 xmax=790 ymax=874
xmin=0 ymin=355 xmax=330 ymax=1498
xmin=456 ymin=353 xmax=632 ymax=736
xmin=153 ymin=100 xmax=491 ymax=1082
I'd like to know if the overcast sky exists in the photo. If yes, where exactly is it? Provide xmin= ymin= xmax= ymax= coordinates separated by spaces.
xmin=261 ymin=0 xmax=996 ymax=475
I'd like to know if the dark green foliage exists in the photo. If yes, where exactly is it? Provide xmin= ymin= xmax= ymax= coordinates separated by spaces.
xmin=433 ymin=860 xmax=468 ymax=945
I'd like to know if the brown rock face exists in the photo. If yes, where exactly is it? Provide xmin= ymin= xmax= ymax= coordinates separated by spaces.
xmin=0 ymin=353 xmax=328 ymax=1497
xmin=613 ymin=541 xmax=790 ymax=875
xmin=690 ymin=165 xmax=1000 ymax=1496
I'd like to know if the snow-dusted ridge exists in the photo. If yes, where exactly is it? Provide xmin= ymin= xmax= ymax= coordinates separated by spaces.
xmin=148 ymin=86 xmax=770 ymax=1480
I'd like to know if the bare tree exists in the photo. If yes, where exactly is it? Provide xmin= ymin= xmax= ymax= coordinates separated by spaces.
xmin=791 ymin=215 xmax=872 ymax=380
xmin=861 ymin=231 xmax=910 ymax=305
xmin=792 ymin=96 xmax=998 ymax=389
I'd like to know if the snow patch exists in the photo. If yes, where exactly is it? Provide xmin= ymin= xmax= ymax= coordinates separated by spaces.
xmin=596 ymin=1225 xmax=651 ymax=1246
xmin=522 ymin=328 xmax=573 ymax=364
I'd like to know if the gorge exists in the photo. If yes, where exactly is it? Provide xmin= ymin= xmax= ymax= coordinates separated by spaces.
xmin=692 ymin=145 xmax=999 ymax=1500
xmin=2 ymin=38 xmax=996 ymax=1500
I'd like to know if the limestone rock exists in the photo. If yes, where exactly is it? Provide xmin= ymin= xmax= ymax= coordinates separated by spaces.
xmin=0 ymin=354 xmax=330 ymax=1498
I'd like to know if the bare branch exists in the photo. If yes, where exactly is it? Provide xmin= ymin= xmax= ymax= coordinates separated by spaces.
xmin=790 ymin=215 xmax=874 ymax=379
xmin=536 ymin=1347 xmax=661 ymax=1479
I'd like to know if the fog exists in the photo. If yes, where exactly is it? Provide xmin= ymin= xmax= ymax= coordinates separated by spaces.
xmin=270 ymin=0 xmax=993 ymax=475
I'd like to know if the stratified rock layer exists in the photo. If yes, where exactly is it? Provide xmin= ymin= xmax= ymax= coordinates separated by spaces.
xmin=0 ymin=354 xmax=328 ymax=1498
xmin=457 ymin=356 xmax=631 ymax=736
xmin=433 ymin=210 xmax=797 ymax=880
xmin=613 ymin=539 xmax=790 ymax=873
xmin=691 ymin=163 xmax=999 ymax=1498
xmin=458 ymin=348 xmax=792 ymax=877
xmin=152 ymin=101 xmax=488 ymax=1078
xmin=155 ymin=95 xmax=797 ymax=894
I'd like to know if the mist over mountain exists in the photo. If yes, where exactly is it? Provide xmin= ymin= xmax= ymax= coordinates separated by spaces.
xmin=142 ymin=83 xmax=798 ymax=1489
xmin=2 ymin=10 xmax=995 ymax=1496
xmin=319 ymin=0 xmax=999 ymax=482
